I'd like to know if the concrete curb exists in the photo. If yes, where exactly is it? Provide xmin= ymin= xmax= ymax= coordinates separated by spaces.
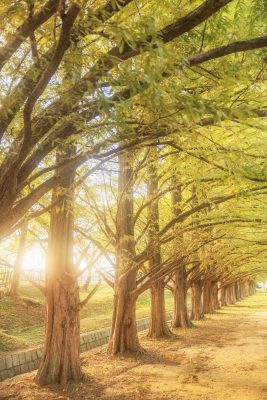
xmin=0 ymin=312 xmax=173 ymax=381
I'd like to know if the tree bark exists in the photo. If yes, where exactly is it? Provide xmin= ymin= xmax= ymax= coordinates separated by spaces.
xmin=148 ymin=280 xmax=172 ymax=338
xmin=108 ymin=150 xmax=141 ymax=355
xmin=172 ymin=266 xmax=192 ymax=328
xmin=211 ymin=281 xmax=220 ymax=310
xmin=36 ymin=146 xmax=82 ymax=385
xmin=229 ymin=284 xmax=237 ymax=304
xmin=235 ymin=281 xmax=242 ymax=301
xmin=224 ymin=285 xmax=231 ymax=305
xmin=8 ymin=221 xmax=28 ymax=297
xmin=245 ymin=280 xmax=251 ymax=296
xmin=108 ymin=271 xmax=140 ymax=354
xmin=147 ymin=148 xmax=172 ymax=338
xmin=0 ymin=0 xmax=59 ymax=73
xmin=171 ymin=171 xmax=192 ymax=328
xmin=36 ymin=276 xmax=81 ymax=385
xmin=220 ymin=284 xmax=226 ymax=306
xmin=191 ymin=280 xmax=204 ymax=320
xmin=203 ymin=280 xmax=214 ymax=314
xmin=249 ymin=280 xmax=256 ymax=295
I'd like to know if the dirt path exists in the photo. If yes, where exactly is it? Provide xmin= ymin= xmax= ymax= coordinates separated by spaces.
xmin=1 ymin=292 xmax=267 ymax=400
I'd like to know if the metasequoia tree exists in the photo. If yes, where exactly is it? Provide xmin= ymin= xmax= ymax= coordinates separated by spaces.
xmin=146 ymin=147 xmax=173 ymax=338
xmin=76 ymin=140 xmax=267 ymax=355
xmin=190 ymin=190 xmax=204 ymax=321
xmin=0 ymin=0 xmax=267 ymax=386
xmin=35 ymin=38 xmax=103 ymax=383
xmin=107 ymin=149 xmax=141 ymax=354
xmin=34 ymin=144 xmax=101 ymax=384
xmin=79 ymin=147 xmax=198 ymax=351
xmin=35 ymin=146 xmax=83 ymax=385
xmin=187 ymin=225 xmax=267 ymax=316
xmin=155 ymin=138 xmax=267 ymax=322
xmin=1 ymin=0 xmax=267 ymax=240
xmin=170 ymin=171 xmax=192 ymax=329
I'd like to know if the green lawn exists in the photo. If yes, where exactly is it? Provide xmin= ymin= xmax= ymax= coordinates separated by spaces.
xmin=0 ymin=283 xmax=174 ymax=353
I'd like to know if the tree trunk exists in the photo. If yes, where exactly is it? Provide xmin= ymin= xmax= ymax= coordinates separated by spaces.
xmin=249 ymin=280 xmax=255 ymax=295
xmin=108 ymin=150 xmax=141 ymax=355
xmin=244 ymin=280 xmax=249 ymax=297
xmin=220 ymin=285 xmax=227 ymax=306
xmin=235 ymin=281 xmax=242 ymax=301
xmin=171 ymin=171 xmax=191 ymax=328
xmin=211 ymin=281 xmax=220 ymax=310
xmin=203 ymin=280 xmax=214 ymax=314
xmin=36 ymin=146 xmax=82 ymax=385
xmin=36 ymin=277 xmax=81 ymax=385
xmin=191 ymin=281 xmax=204 ymax=320
xmin=238 ymin=281 xmax=242 ymax=300
xmin=229 ymin=284 xmax=236 ymax=304
xmin=108 ymin=271 xmax=140 ymax=354
xmin=172 ymin=266 xmax=192 ymax=328
xmin=8 ymin=221 xmax=27 ymax=297
xmin=148 ymin=281 xmax=172 ymax=338
xmin=225 ymin=285 xmax=231 ymax=305
xmin=147 ymin=148 xmax=172 ymax=338
xmin=241 ymin=281 xmax=246 ymax=299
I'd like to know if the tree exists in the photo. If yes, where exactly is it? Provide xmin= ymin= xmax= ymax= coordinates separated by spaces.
xmin=170 ymin=171 xmax=192 ymax=328
xmin=36 ymin=146 xmax=82 ymax=385
xmin=147 ymin=147 xmax=173 ymax=338
xmin=1 ymin=0 xmax=267 ymax=239
xmin=1 ymin=0 xmax=267 ymax=386
xmin=108 ymin=149 xmax=141 ymax=354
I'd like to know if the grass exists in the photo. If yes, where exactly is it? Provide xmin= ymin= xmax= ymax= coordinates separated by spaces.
xmin=0 ymin=283 xmax=174 ymax=353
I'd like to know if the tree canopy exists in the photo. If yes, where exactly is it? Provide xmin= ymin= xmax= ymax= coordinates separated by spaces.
xmin=0 ymin=0 xmax=267 ymax=386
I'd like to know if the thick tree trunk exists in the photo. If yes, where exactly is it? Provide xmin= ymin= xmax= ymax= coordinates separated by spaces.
xmin=171 ymin=172 xmax=191 ymax=328
xmin=243 ymin=280 xmax=249 ymax=297
xmin=238 ymin=281 xmax=242 ymax=300
xmin=147 ymin=148 xmax=172 ymax=338
xmin=211 ymin=281 xmax=220 ymax=310
xmin=191 ymin=281 xmax=204 ymax=320
xmin=240 ymin=281 xmax=246 ymax=297
xmin=148 ymin=281 xmax=172 ymax=338
xmin=240 ymin=281 xmax=246 ymax=299
xmin=36 ymin=277 xmax=81 ymax=385
xmin=108 ymin=150 xmax=141 ymax=355
xmin=36 ymin=146 xmax=82 ymax=385
xmin=203 ymin=280 xmax=214 ymax=314
xmin=225 ymin=285 xmax=232 ymax=305
xmin=229 ymin=284 xmax=236 ymax=304
xmin=249 ymin=280 xmax=256 ymax=295
xmin=8 ymin=221 xmax=27 ymax=297
xmin=220 ymin=285 xmax=227 ymax=306
xmin=235 ymin=281 xmax=242 ymax=301
xmin=108 ymin=272 xmax=140 ymax=354
xmin=172 ymin=266 xmax=192 ymax=328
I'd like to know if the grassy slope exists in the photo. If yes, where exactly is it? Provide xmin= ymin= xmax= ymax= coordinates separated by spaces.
xmin=0 ymin=283 xmax=173 ymax=353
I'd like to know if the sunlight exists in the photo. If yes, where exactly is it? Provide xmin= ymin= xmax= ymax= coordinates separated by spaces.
xmin=1 ymin=0 xmax=267 ymax=395
xmin=22 ymin=246 xmax=45 ymax=271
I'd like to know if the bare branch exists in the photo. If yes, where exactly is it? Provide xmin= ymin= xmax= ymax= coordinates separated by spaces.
xmin=78 ymin=280 xmax=101 ymax=309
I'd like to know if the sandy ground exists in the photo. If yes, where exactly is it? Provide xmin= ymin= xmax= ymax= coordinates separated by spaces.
xmin=1 ymin=292 xmax=267 ymax=400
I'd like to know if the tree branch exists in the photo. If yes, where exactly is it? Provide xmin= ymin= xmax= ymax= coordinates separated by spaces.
xmin=0 ymin=0 xmax=59 ymax=71
xmin=78 ymin=280 xmax=101 ymax=310
xmin=187 ymin=36 xmax=267 ymax=67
